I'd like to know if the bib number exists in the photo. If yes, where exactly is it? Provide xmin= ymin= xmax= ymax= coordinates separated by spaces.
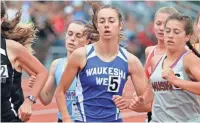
xmin=107 ymin=76 xmax=121 ymax=92
xmin=0 ymin=65 xmax=8 ymax=78
xmin=71 ymin=102 xmax=77 ymax=116
xmin=173 ymin=72 xmax=184 ymax=90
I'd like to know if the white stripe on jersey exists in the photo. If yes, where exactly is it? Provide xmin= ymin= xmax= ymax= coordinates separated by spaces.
xmin=0 ymin=48 xmax=6 ymax=56
xmin=9 ymin=98 xmax=17 ymax=116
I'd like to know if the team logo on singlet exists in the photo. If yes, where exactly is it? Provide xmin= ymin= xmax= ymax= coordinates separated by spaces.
xmin=0 ymin=65 xmax=9 ymax=83
xmin=148 ymin=67 xmax=152 ymax=74
xmin=86 ymin=67 xmax=126 ymax=92
xmin=152 ymin=72 xmax=183 ymax=91
xmin=66 ymin=90 xmax=76 ymax=101
xmin=152 ymin=81 xmax=173 ymax=91
xmin=65 ymin=90 xmax=77 ymax=116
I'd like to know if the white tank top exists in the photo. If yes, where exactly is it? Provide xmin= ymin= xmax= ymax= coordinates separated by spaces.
xmin=150 ymin=51 xmax=200 ymax=122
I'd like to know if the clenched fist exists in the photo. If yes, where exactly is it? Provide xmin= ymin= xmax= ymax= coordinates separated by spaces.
xmin=162 ymin=68 xmax=177 ymax=84
xmin=129 ymin=93 xmax=144 ymax=110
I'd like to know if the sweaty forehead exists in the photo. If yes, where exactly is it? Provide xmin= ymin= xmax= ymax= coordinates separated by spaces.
xmin=67 ymin=23 xmax=85 ymax=33
xmin=98 ymin=8 xmax=118 ymax=19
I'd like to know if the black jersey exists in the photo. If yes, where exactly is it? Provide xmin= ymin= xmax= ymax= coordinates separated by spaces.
xmin=1 ymin=35 xmax=14 ymax=112
xmin=1 ymin=35 xmax=22 ymax=122
xmin=11 ymin=69 xmax=24 ymax=112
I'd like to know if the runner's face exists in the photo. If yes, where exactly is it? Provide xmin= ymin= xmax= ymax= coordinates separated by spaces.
xmin=97 ymin=8 xmax=122 ymax=41
xmin=164 ymin=20 xmax=190 ymax=51
xmin=154 ymin=13 xmax=170 ymax=41
xmin=65 ymin=23 xmax=87 ymax=53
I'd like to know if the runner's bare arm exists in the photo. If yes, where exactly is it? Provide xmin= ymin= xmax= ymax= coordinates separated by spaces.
xmin=128 ymin=53 xmax=148 ymax=96
xmin=39 ymin=59 xmax=60 ymax=105
xmin=170 ymin=53 xmax=200 ymax=95
xmin=7 ymin=39 xmax=48 ymax=99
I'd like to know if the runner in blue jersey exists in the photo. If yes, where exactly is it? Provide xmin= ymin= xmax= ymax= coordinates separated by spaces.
xmin=55 ymin=4 xmax=148 ymax=122
xmin=36 ymin=20 xmax=90 ymax=122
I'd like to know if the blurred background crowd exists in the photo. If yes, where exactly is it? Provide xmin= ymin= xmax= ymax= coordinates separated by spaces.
xmin=5 ymin=0 xmax=200 ymax=68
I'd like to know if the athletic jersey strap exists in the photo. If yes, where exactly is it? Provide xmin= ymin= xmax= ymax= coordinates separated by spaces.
xmin=146 ymin=46 xmax=157 ymax=61
xmin=85 ymin=44 xmax=94 ymax=57
xmin=119 ymin=47 xmax=128 ymax=61
xmin=170 ymin=50 xmax=188 ymax=68
xmin=145 ymin=46 xmax=157 ymax=79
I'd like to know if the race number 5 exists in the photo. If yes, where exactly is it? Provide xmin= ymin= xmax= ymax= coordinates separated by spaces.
xmin=0 ymin=65 xmax=8 ymax=78
xmin=108 ymin=76 xmax=121 ymax=92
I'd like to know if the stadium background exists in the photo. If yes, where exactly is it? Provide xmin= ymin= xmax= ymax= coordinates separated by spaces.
xmin=5 ymin=0 xmax=200 ymax=122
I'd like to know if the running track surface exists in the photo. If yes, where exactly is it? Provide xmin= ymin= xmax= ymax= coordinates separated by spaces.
xmin=22 ymin=78 xmax=146 ymax=122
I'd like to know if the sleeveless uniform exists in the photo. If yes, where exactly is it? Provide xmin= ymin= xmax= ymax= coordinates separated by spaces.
xmin=75 ymin=44 xmax=129 ymax=122
xmin=150 ymin=51 xmax=200 ymax=122
xmin=10 ymin=70 xmax=24 ymax=112
xmin=144 ymin=46 xmax=157 ymax=122
xmin=54 ymin=57 xmax=77 ymax=121
xmin=145 ymin=46 xmax=157 ymax=79
xmin=1 ymin=35 xmax=21 ymax=122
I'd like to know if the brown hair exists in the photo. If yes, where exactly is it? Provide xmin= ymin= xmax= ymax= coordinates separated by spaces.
xmin=86 ymin=1 xmax=125 ymax=42
xmin=1 ymin=1 xmax=7 ymax=18
xmin=1 ymin=10 xmax=37 ymax=54
xmin=165 ymin=13 xmax=193 ymax=35
xmin=155 ymin=7 xmax=178 ymax=20
xmin=67 ymin=20 xmax=92 ymax=42
xmin=165 ymin=13 xmax=200 ymax=57
xmin=88 ymin=1 xmax=102 ymax=14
